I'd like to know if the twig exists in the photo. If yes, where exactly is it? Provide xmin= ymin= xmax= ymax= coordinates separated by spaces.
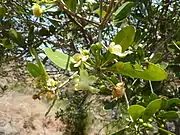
xmin=55 ymin=0 xmax=99 ymax=27
xmin=172 ymin=41 xmax=180 ymax=50
xmin=149 ymin=80 xmax=154 ymax=93
xmin=98 ymin=0 xmax=103 ymax=42
xmin=45 ymin=97 xmax=57 ymax=116
xmin=99 ymin=0 xmax=124 ymax=29
xmin=99 ymin=0 xmax=115 ymax=29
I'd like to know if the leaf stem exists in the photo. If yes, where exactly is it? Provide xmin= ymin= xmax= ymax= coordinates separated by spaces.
xmin=149 ymin=80 xmax=154 ymax=93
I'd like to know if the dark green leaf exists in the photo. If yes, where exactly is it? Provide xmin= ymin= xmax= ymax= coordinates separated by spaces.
xmin=143 ymin=99 xmax=162 ymax=120
xmin=114 ymin=2 xmax=134 ymax=21
xmin=0 ymin=5 xmax=6 ymax=17
xmin=38 ymin=28 xmax=50 ymax=36
xmin=108 ymin=62 xmax=168 ymax=81
xmin=166 ymin=98 xmax=180 ymax=109
xmin=64 ymin=0 xmax=77 ymax=12
xmin=4 ymin=44 xmax=14 ymax=49
xmin=162 ymin=111 xmax=179 ymax=120
xmin=103 ymin=100 xmax=117 ymax=110
xmin=27 ymin=63 xmax=41 ymax=77
xmin=112 ymin=25 xmax=136 ymax=52
xmin=8 ymin=29 xmax=24 ymax=45
xmin=99 ymin=85 xmax=112 ymax=95
xmin=43 ymin=48 xmax=71 ymax=70
xmin=128 ymin=105 xmax=145 ymax=121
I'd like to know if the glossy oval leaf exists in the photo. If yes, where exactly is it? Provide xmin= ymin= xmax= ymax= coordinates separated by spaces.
xmin=27 ymin=63 xmax=41 ymax=77
xmin=112 ymin=25 xmax=135 ymax=52
xmin=128 ymin=105 xmax=145 ymax=121
xmin=143 ymin=99 xmax=162 ymax=120
xmin=108 ymin=62 xmax=168 ymax=81
xmin=114 ymin=2 xmax=134 ymax=21
xmin=43 ymin=48 xmax=71 ymax=70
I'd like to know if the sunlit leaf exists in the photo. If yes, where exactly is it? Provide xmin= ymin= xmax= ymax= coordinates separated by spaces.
xmin=113 ymin=25 xmax=136 ymax=52
xmin=114 ymin=2 xmax=134 ymax=21
xmin=74 ymin=69 xmax=98 ymax=92
xmin=128 ymin=105 xmax=145 ymax=121
xmin=44 ymin=48 xmax=71 ymax=70
xmin=27 ymin=63 xmax=41 ymax=77
xmin=143 ymin=99 xmax=162 ymax=120
xmin=108 ymin=62 xmax=168 ymax=81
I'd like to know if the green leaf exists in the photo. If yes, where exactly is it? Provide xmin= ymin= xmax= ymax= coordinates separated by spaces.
xmin=93 ymin=8 xmax=106 ymax=18
xmin=150 ymin=52 xmax=163 ymax=63
xmin=103 ymin=100 xmax=117 ymax=110
xmin=114 ymin=2 xmax=134 ymax=21
xmin=4 ymin=44 xmax=14 ymax=49
xmin=166 ymin=98 xmax=180 ymax=109
xmin=27 ymin=63 xmax=41 ymax=77
xmin=8 ymin=29 xmax=24 ymax=45
xmin=162 ymin=111 xmax=179 ymax=120
xmin=108 ymin=62 xmax=168 ymax=81
xmin=64 ymin=0 xmax=77 ymax=12
xmin=74 ymin=69 xmax=98 ymax=92
xmin=43 ymin=48 xmax=71 ymax=70
xmin=128 ymin=105 xmax=145 ymax=121
xmin=0 ymin=5 xmax=6 ymax=17
xmin=112 ymin=25 xmax=136 ymax=52
xmin=143 ymin=99 xmax=162 ymax=120
xmin=38 ymin=28 xmax=50 ymax=36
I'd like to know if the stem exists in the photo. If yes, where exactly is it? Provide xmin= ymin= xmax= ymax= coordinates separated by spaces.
xmin=149 ymin=80 xmax=154 ymax=93
xmin=124 ymin=91 xmax=133 ymax=122
xmin=172 ymin=40 xmax=180 ymax=50
xmin=98 ymin=0 xmax=103 ymax=42
xmin=102 ymin=73 xmax=115 ymax=86
xmin=55 ymin=0 xmax=99 ymax=27
xmin=99 ymin=0 xmax=115 ymax=29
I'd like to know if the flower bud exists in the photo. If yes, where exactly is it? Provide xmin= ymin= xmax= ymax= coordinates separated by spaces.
xmin=32 ymin=4 xmax=43 ymax=17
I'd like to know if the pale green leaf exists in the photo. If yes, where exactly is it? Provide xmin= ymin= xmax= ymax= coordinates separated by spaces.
xmin=112 ymin=25 xmax=136 ymax=52
xmin=128 ymin=105 xmax=145 ymax=121
xmin=108 ymin=62 xmax=168 ymax=81
xmin=43 ymin=48 xmax=71 ymax=70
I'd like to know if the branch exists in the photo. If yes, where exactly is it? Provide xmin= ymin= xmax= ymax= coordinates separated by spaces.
xmin=99 ymin=0 xmax=124 ymax=29
xmin=55 ymin=0 xmax=99 ymax=27
xmin=55 ymin=0 xmax=95 ymax=44
xmin=99 ymin=0 xmax=115 ymax=29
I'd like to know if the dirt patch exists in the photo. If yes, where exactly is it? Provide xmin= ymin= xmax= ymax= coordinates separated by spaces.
xmin=0 ymin=91 xmax=65 ymax=135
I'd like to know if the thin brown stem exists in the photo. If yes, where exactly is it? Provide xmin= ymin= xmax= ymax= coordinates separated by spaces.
xmin=55 ymin=0 xmax=99 ymax=27
xmin=99 ymin=0 xmax=124 ymax=29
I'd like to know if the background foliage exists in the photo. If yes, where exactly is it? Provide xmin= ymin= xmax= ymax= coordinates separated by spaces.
xmin=0 ymin=0 xmax=180 ymax=135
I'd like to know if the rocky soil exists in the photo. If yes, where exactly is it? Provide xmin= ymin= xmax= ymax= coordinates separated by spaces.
xmin=0 ymin=62 xmax=65 ymax=135
xmin=0 ymin=90 xmax=65 ymax=135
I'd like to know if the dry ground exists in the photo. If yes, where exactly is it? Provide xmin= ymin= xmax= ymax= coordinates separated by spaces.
xmin=0 ymin=90 xmax=65 ymax=135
